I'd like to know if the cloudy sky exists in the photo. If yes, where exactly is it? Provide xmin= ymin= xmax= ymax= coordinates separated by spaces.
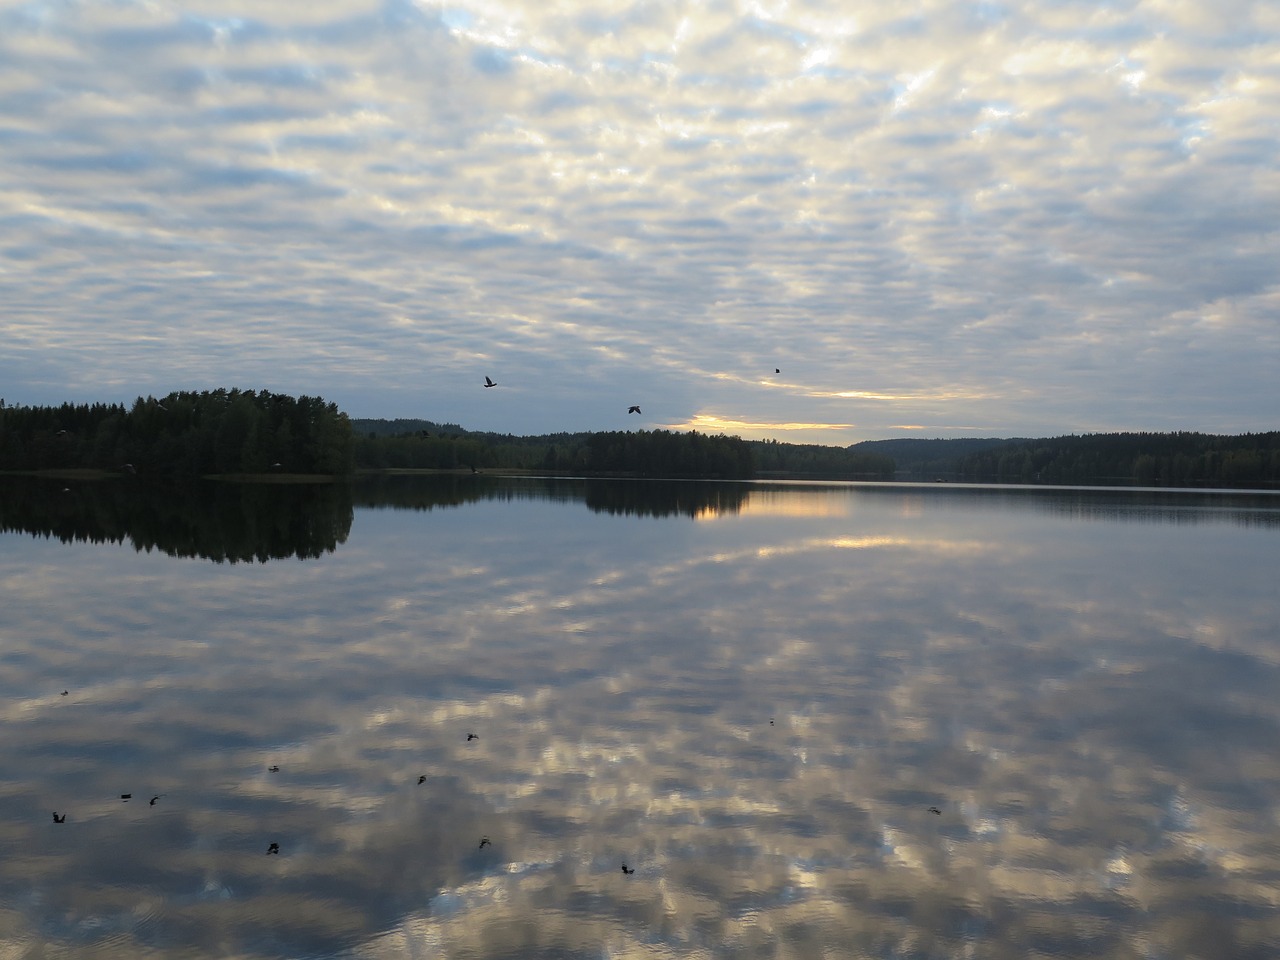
xmin=2 ymin=0 xmax=1277 ymax=443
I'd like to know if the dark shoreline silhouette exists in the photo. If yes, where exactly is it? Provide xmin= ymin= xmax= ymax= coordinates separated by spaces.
xmin=0 ymin=476 xmax=353 ymax=563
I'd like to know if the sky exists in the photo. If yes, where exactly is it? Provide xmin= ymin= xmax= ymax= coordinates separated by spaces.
xmin=1 ymin=0 xmax=1278 ymax=444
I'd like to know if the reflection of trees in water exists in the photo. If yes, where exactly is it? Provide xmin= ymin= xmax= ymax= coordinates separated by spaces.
xmin=0 ymin=478 xmax=352 ymax=562
xmin=3 ymin=476 xmax=748 ymax=563
xmin=352 ymin=473 xmax=528 ymax=511
xmin=582 ymin=479 xmax=749 ymax=518
xmin=10 ymin=477 xmax=1274 ymax=569
xmin=351 ymin=474 xmax=750 ymax=519
xmin=854 ymin=484 xmax=1280 ymax=528
xmin=1032 ymin=489 xmax=1280 ymax=527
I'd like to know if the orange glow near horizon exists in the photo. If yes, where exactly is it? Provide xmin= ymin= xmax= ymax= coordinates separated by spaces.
xmin=664 ymin=414 xmax=856 ymax=434
xmin=736 ymin=490 xmax=854 ymax=518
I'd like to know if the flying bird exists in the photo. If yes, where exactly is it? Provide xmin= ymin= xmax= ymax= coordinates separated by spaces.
xmin=150 ymin=795 xmax=163 ymax=806
xmin=267 ymin=842 xmax=280 ymax=855
xmin=268 ymin=765 xmax=280 ymax=773
xmin=61 ymin=690 xmax=68 ymax=696
xmin=628 ymin=406 xmax=641 ymax=415
xmin=120 ymin=794 xmax=131 ymax=801
xmin=467 ymin=733 xmax=478 ymax=741
xmin=479 ymin=836 xmax=491 ymax=849
xmin=775 ymin=368 xmax=780 ymax=374
xmin=418 ymin=775 xmax=426 ymax=785
xmin=928 ymin=806 xmax=942 ymax=815
xmin=52 ymin=812 xmax=66 ymax=823
xmin=621 ymin=863 xmax=635 ymax=875
xmin=484 ymin=376 xmax=497 ymax=388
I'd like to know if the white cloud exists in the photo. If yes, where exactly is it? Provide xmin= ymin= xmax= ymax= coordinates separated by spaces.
xmin=0 ymin=0 xmax=1277 ymax=438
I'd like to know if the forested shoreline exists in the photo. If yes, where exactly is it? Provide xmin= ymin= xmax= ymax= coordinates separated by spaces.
xmin=0 ymin=397 xmax=762 ymax=480
xmin=956 ymin=432 xmax=1280 ymax=488
xmin=348 ymin=419 xmax=892 ymax=480
xmin=854 ymin=432 xmax=1280 ymax=489
xmin=3 ymin=395 xmax=1278 ymax=487
xmin=0 ymin=390 xmax=354 ymax=477
xmin=350 ymin=422 xmax=757 ymax=478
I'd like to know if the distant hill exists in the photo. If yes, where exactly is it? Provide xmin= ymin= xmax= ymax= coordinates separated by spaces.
xmin=853 ymin=433 xmax=1280 ymax=488
xmin=850 ymin=437 xmax=1022 ymax=481
xmin=350 ymin=418 xmax=469 ymax=439
xmin=751 ymin=438 xmax=893 ymax=480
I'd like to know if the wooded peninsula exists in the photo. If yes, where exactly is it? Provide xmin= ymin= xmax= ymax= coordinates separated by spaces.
xmin=2 ymin=391 xmax=1277 ymax=489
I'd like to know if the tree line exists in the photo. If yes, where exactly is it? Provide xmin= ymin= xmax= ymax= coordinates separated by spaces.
xmin=352 ymin=422 xmax=755 ymax=478
xmin=9 ymin=394 xmax=1274 ymax=487
xmin=750 ymin=438 xmax=894 ymax=480
xmin=862 ymin=432 xmax=1280 ymax=489
xmin=351 ymin=420 xmax=895 ymax=479
xmin=0 ymin=390 xmax=355 ymax=477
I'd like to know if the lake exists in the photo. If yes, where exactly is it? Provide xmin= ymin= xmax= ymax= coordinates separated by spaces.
xmin=2 ymin=476 xmax=1279 ymax=959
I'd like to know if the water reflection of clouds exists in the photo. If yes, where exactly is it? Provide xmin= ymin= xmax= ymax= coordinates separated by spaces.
xmin=707 ymin=488 xmax=854 ymax=520
xmin=2 ymin=482 xmax=1279 ymax=957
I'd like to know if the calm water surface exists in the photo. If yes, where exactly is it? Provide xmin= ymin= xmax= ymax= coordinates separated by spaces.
xmin=2 ymin=477 xmax=1279 ymax=959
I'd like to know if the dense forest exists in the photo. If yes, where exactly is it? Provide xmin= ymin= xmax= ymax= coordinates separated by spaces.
xmin=0 ymin=390 xmax=354 ymax=477
xmin=350 ymin=419 xmax=892 ymax=479
xmin=849 ymin=437 xmax=1021 ymax=482
xmin=853 ymin=432 xmax=1280 ymax=489
xmin=354 ymin=425 xmax=753 ymax=478
xmin=750 ymin=438 xmax=894 ymax=480
xmin=6 ymin=396 xmax=1278 ymax=487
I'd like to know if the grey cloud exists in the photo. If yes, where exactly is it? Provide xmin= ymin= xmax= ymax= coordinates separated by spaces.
xmin=24 ymin=150 xmax=156 ymax=174
xmin=534 ymin=90 xmax=585 ymax=114
xmin=0 ymin=0 xmax=1277 ymax=434
xmin=222 ymin=63 xmax=340 ymax=90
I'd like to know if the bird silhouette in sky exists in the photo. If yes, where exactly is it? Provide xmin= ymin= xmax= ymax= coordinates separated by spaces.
xmin=775 ymin=368 xmax=780 ymax=374
xmin=52 ymin=812 xmax=66 ymax=823
xmin=928 ymin=806 xmax=942 ymax=815
xmin=484 ymin=376 xmax=497 ymax=388
xmin=60 ymin=690 xmax=68 ymax=696
xmin=268 ymin=765 xmax=280 ymax=773
xmin=267 ymin=842 xmax=280 ymax=855
xmin=120 ymin=794 xmax=131 ymax=802
xmin=467 ymin=733 xmax=478 ymax=741
xmin=479 ymin=836 xmax=491 ymax=849
xmin=621 ymin=863 xmax=635 ymax=875
xmin=628 ymin=406 xmax=641 ymax=414
xmin=418 ymin=775 xmax=426 ymax=784
xmin=150 ymin=795 xmax=163 ymax=806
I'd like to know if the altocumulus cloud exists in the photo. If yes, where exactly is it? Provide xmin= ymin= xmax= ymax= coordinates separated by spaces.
xmin=1 ymin=0 xmax=1277 ymax=442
